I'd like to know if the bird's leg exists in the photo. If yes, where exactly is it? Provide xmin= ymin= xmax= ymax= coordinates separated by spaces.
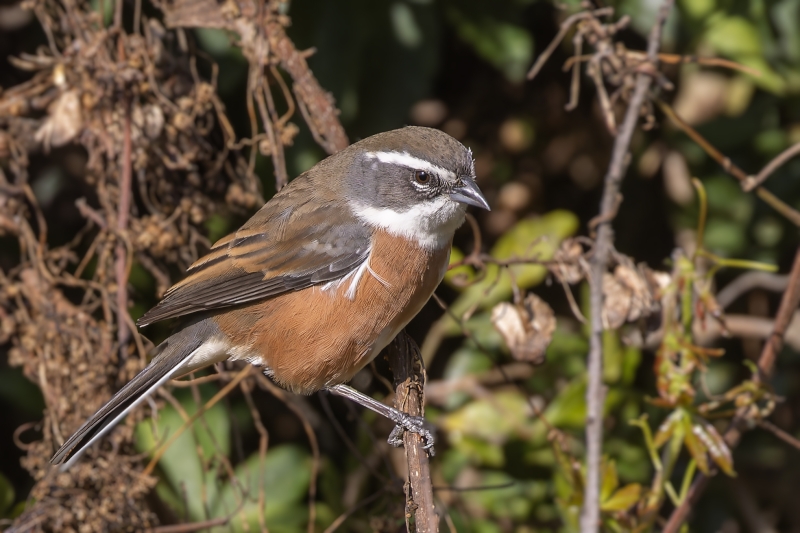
xmin=326 ymin=383 xmax=436 ymax=455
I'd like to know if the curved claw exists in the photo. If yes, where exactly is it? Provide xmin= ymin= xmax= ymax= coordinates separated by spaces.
xmin=387 ymin=413 xmax=436 ymax=457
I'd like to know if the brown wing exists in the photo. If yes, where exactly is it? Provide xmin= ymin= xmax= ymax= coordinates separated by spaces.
xmin=136 ymin=184 xmax=371 ymax=327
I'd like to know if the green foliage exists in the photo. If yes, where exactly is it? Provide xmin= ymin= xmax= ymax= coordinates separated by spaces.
xmin=0 ymin=472 xmax=14 ymax=519
xmin=135 ymin=387 xmax=312 ymax=532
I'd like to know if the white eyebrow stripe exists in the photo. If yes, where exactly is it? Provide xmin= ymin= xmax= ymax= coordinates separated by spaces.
xmin=364 ymin=151 xmax=456 ymax=180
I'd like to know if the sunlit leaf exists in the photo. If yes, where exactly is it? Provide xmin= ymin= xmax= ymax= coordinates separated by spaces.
xmin=683 ymin=418 xmax=710 ymax=475
xmin=653 ymin=410 xmax=682 ymax=449
xmin=451 ymin=210 xmax=579 ymax=316
xmin=443 ymin=389 xmax=542 ymax=447
xmin=601 ymin=483 xmax=642 ymax=512
xmin=694 ymin=419 xmax=736 ymax=476
xmin=444 ymin=246 xmax=477 ymax=286
xmin=600 ymin=458 xmax=619 ymax=503
xmin=705 ymin=16 xmax=761 ymax=57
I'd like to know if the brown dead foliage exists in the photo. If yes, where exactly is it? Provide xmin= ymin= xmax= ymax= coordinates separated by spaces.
xmin=0 ymin=0 xmax=346 ymax=529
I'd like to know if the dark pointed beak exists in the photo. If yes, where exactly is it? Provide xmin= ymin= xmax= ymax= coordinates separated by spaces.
xmin=450 ymin=179 xmax=491 ymax=211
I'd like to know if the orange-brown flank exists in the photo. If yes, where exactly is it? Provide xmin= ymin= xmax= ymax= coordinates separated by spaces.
xmin=215 ymin=229 xmax=451 ymax=394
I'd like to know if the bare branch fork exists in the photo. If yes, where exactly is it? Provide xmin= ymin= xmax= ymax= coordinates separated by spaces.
xmin=580 ymin=2 xmax=673 ymax=532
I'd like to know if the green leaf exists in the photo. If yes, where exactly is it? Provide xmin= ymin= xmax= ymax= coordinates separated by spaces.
xmin=679 ymin=0 xmax=715 ymax=19
xmin=451 ymin=210 xmax=579 ymax=316
xmin=545 ymin=377 xmax=588 ymax=429
xmin=694 ymin=419 xmax=736 ymax=476
xmin=705 ymin=16 xmax=762 ymax=57
xmin=446 ymin=8 xmax=533 ymax=82
xmin=599 ymin=458 xmax=619 ymax=503
xmin=461 ymin=471 xmax=535 ymax=521
xmin=772 ymin=0 xmax=800 ymax=62
xmin=601 ymin=483 xmax=642 ymax=512
xmin=134 ymin=386 xmax=230 ymax=520
xmin=441 ymin=345 xmax=494 ymax=409
xmin=212 ymin=445 xmax=311 ymax=532
xmin=0 ymin=472 xmax=14 ymax=517
xmin=653 ymin=410 xmax=682 ymax=448
xmin=444 ymin=246 xmax=477 ymax=286
xmin=390 ymin=2 xmax=423 ymax=48
xmin=443 ymin=389 xmax=539 ymax=445
xmin=682 ymin=418 xmax=710 ymax=475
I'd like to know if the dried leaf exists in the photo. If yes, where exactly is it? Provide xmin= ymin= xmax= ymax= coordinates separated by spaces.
xmin=34 ymin=89 xmax=83 ymax=151
xmin=548 ymin=238 xmax=585 ymax=284
xmin=602 ymin=263 xmax=655 ymax=329
xmin=491 ymin=293 xmax=555 ymax=364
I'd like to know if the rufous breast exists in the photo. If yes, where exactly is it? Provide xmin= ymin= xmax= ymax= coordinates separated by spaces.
xmin=218 ymin=229 xmax=451 ymax=393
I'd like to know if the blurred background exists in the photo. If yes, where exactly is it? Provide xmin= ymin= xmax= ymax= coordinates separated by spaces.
xmin=2 ymin=0 xmax=800 ymax=531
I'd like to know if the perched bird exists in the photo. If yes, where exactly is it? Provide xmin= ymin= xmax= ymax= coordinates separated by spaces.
xmin=51 ymin=126 xmax=489 ymax=468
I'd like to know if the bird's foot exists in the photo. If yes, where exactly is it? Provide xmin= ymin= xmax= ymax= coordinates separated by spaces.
xmin=387 ymin=412 xmax=436 ymax=456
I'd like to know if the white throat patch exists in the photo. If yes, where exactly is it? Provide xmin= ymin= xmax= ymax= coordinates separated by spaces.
xmin=354 ymin=150 xmax=466 ymax=249
xmin=352 ymin=197 xmax=465 ymax=250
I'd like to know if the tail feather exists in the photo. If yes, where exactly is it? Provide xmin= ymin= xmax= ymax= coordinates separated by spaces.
xmin=51 ymin=320 xmax=225 ymax=469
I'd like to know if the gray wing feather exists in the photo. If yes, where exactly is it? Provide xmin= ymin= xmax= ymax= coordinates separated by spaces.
xmin=137 ymin=190 xmax=371 ymax=327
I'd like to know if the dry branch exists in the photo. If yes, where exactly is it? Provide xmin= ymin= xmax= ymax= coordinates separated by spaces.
xmin=388 ymin=332 xmax=439 ymax=533
xmin=580 ymin=1 xmax=673 ymax=531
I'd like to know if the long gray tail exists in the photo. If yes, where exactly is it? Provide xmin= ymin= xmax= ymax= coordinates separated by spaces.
xmin=50 ymin=319 xmax=223 ymax=469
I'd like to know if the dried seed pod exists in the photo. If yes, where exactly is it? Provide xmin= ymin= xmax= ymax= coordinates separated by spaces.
xmin=602 ymin=263 xmax=658 ymax=329
xmin=34 ymin=89 xmax=83 ymax=151
xmin=549 ymin=238 xmax=586 ymax=284
xmin=491 ymin=293 xmax=555 ymax=364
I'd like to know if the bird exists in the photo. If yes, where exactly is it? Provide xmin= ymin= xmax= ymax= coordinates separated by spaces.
xmin=51 ymin=126 xmax=490 ymax=468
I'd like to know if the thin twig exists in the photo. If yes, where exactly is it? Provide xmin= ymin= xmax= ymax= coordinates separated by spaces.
xmin=580 ymin=2 xmax=672 ymax=532
xmin=754 ymin=248 xmax=800 ymax=382
xmin=148 ymin=516 xmax=229 ymax=532
xmin=143 ymin=366 xmax=253 ymax=476
xmin=657 ymin=99 xmax=800 ymax=226
xmin=527 ymin=8 xmax=614 ymax=81
xmin=114 ymin=104 xmax=133 ymax=359
xmin=388 ymin=332 xmax=439 ymax=533
xmin=663 ymin=246 xmax=800 ymax=532
xmin=757 ymin=420 xmax=800 ymax=451
xmin=715 ymin=272 xmax=789 ymax=309
xmin=744 ymin=141 xmax=800 ymax=192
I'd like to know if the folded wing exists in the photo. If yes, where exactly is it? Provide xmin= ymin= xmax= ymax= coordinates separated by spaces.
xmin=137 ymin=185 xmax=371 ymax=327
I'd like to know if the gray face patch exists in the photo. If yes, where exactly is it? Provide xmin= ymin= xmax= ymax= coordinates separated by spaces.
xmin=344 ymin=127 xmax=477 ymax=213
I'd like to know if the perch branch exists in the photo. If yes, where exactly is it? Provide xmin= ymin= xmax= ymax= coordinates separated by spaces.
xmin=388 ymin=332 xmax=438 ymax=533
xmin=581 ymin=2 xmax=673 ymax=532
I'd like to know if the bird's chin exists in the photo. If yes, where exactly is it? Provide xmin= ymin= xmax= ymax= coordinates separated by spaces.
xmin=351 ymin=197 xmax=467 ymax=250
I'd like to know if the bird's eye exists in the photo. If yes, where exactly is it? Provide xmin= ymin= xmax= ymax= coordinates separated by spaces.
xmin=414 ymin=170 xmax=430 ymax=185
